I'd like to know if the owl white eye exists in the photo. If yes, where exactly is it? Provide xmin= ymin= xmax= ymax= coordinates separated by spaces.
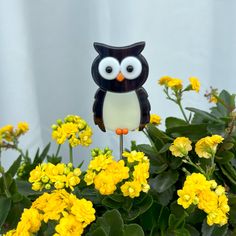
xmin=98 ymin=57 xmax=120 ymax=80
xmin=120 ymin=57 xmax=142 ymax=80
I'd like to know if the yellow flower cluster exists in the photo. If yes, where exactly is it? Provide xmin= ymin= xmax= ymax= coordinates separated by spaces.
xmin=4 ymin=208 xmax=42 ymax=236
xmin=149 ymin=114 xmax=161 ymax=125
xmin=158 ymin=75 xmax=200 ymax=92
xmin=51 ymin=115 xmax=92 ymax=147
xmin=0 ymin=122 xmax=29 ymax=145
xmin=85 ymin=149 xmax=129 ymax=195
xmin=29 ymin=162 xmax=81 ymax=191
xmin=5 ymin=189 xmax=96 ymax=236
xmin=84 ymin=149 xmax=150 ymax=198
xmin=195 ymin=135 xmax=224 ymax=159
xmin=121 ymin=151 xmax=150 ymax=198
xmin=169 ymin=137 xmax=192 ymax=157
xmin=177 ymin=173 xmax=230 ymax=226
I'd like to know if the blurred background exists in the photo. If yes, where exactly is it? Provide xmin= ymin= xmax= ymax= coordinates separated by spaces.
xmin=0 ymin=0 xmax=236 ymax=169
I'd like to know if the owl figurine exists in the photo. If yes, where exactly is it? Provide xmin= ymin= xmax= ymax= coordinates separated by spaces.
xmin=92 ymin=42 xmax=150 ymax=135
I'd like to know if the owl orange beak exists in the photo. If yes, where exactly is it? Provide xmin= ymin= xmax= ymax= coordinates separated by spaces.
xmin=116 ymin=72 xmax=125 ymax=82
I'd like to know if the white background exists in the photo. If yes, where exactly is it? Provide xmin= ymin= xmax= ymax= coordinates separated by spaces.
xmin=0 ymin=0 xmax=236 ymax=169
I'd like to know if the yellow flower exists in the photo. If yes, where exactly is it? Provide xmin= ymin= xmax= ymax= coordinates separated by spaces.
xmin=17 ymin=208 xmax=42 ymax=234
xmin=29 ymin=165 xmax=43 ymax=183
xmin=167 ymin=78 xmax=183 ymax=90
xmin=207 ymin=209 xmax=228 ymax=226
xmin=122 ymin=151 xmax=147 ymax=163
xmin=210 ymin=95 xmax=218 ymax=103
xmin=158 ymin=76 xmax=172 ymax=86
xmin=133 ymin=162 xmax=150 ymax=186
xmin=189 ymin=77 xmax=200 ymax=92
xmin=16 ymin=122 xmax=29 ymax=135
xmin=177 ymin=186 xmax=196 ymax=209
xmin=94 ymin=172 xmax=117 ymax=195
xmin=84 ymin=170 xmax=96 ymax=185
xmin=169 ymin=137 xmax=192 ymax=157
xmin=88 ymin=154 xmax=113 ymax=171
xmin=79 ymin=127 xmax=93 ymax=146
xmin=198 ymin=190 xmax=218 ymax=213
xmin=195 ymin=135 xmax=224 ymax=158
xmin=3 ymin=229 xmax=16 ymax=236
xmin=55 ymin=214 xmax=84 ymax=236
xmin=184 ymin=173 xmax=211 ymax=193
xmin=51 ymin=115 xmax=92 ymax=147
xmin=121 ymin=181 xmax=142 ymax=198
xmin=0 ymin=125 xmax=14 ymax=134
xmin=149 ymin=114 xmax=161 ymax=125
xmin=218 ymin=194 xmax=230 ymax=214
xmin=71 ymin=198 xmax=96 ymax=227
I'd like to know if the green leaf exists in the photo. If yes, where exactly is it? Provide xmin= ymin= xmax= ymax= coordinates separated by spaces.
xmin=146 ymin=124 xmax=173 ymax=141
xmin=137 ymin=144 xmax=165 ymax=165
xmin=149 ymin=170 xmax=179 ymax=193
xmin=207 ymin=123 xmax=226 ymax=135
xmin=154 ymin=185 xmax=175 ymax=206
xmin=102 ymin=197 xmax=122 ymax=209
xmin=33 ymin=143 xmax=50 ymax=165
xmin=158 ymin=143 xmax=171 ymax=154
xmin=86 ymin=227 xmax=107 ymax=236
xmin=15 ymin=180 xmax=38 ymax=196
xmin=124 ymin=224 xmax=144 ymax=236
xmin=0 ymin=197 xmax=11 ymax=229
xmin=201 ymin=220 xmax=228 ymax=236
xmin=166 ymin=124 xmax=208 ymax=141
xmin=215 ymin=151 xmax=234 ymax=164
xmin=186 ymin=107 xmax=221 ymax=123
xmin=6 ymin=156 xmax=22 ymax=177
xmin=185 ymin=224 xmax=200 ymax=236
xmin=165 ymin=117 xmax=188 ymax=129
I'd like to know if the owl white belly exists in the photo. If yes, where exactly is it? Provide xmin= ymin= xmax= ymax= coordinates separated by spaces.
xmin=103 ymin=91 xmax=140 ymax=131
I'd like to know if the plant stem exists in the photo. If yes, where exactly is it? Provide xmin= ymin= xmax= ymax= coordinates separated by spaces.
xmin=184 ymin=156 xmax=205 ymax=175
xmin=69 ymin=145 xmax=73 ymax=165
xmin=0 ymin=149 xmax=11 ymax=198
xmin=177 ymin=101 xmax=189 ymax=123
xmin=56 ymin=144 xmax=61 ymax=157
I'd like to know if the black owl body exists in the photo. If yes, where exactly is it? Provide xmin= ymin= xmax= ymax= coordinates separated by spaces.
xmin=92 ymin=42 xmax=150 ymax=133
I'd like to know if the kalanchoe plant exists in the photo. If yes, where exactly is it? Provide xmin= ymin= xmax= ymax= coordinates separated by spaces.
xmin=1 ymin=78 xmax=236 ymax=236
xmin=136 ymin=76 xmax=236 ymax=235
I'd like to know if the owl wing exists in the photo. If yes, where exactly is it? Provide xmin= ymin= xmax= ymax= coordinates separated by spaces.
xmin=93 ymin=89 xmax=106 ymax=132
xmin=136 ymin=87 xmax=151 ymax=130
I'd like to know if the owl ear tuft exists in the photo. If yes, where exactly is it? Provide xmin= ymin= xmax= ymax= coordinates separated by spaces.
xmin=93 ymin=42 xmax=108 ymax=54
xmin=130 ymin=41 xmax=145 ymax=55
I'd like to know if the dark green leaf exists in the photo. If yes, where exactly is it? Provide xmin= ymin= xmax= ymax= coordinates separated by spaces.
xmin=165 ymin=117 xmax=188 ymax=129
xmin=102 ymin=197 xmax=121 ymax=209
xmin=33 ymin=143 xmax=50 ymax=165
xmin=6 ymin=156 xmax=22 ymax=177
xmin=154 ymin=185 xmax=175 ymax=206
xmin=15 ymin=180 xmax=38 ymax=196
xmin=86 ymin=227 xmax=107 ymax=236
xmin=185 ymin=224 xmax=200 ymax=236
xmin=186 ymin=108 xmax=221 ymax=123
xmin=149 ymin=170 xmax=179 ymax=193
xmin=201 ymin=220 xmax=228 ymax=236
xmin=166 ymin=124 xmax=208 ymax=141
xmin=215 ymin=151 xmax=234 ymax=164
xmin=124 ymin=224 xmax=144 ymax=236
xmin=0 ymin=197 xmax=11 ymax=228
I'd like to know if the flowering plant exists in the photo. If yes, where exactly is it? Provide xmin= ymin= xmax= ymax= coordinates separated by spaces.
xmin=0 ymin=77 xmax=236 ymax=235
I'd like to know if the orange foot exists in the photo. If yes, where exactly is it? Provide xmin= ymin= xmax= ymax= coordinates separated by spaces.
xmin=115 ymin=128 xmax=129 ymax=135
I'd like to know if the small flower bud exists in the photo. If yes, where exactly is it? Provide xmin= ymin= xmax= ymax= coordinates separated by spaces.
xmin=45 ymin=183 xmax=51 ymax=190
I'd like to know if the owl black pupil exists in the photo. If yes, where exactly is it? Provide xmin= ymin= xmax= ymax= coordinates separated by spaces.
xmin=127 ymin=65 xmax=133 ymax=73
xmin=106 ymin=66 xmax=113 ymax=73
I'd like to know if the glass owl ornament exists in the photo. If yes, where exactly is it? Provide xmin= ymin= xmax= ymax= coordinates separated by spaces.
xmin=92 ymin=42 xmax=150 ymax=135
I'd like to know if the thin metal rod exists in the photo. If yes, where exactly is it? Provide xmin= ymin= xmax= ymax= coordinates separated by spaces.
xmin=120 ymin=134 xmax=123 ymax=159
